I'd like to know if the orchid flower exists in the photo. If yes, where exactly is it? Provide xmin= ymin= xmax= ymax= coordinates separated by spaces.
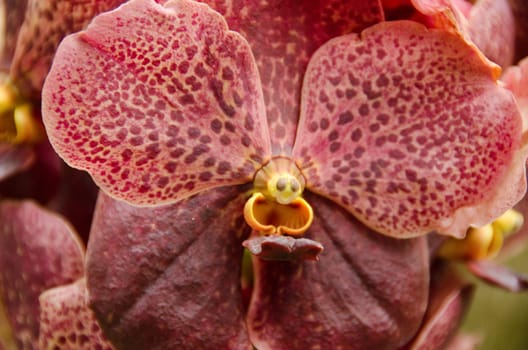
xmin=38 ymin=0 xmax=528 ymax=348
xmin=43 ymin=0 xmax=528 ymax=240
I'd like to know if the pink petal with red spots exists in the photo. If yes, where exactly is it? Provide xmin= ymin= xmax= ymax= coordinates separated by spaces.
xmin=0 ymin=200 xmax=85 ymax=349
xmin=294 ymin=20 xmax=526 ymax=238
xmin=405 ymin=262 xmax=474 ymax=350
xmin=200 ymin=0 xmax=384 ymax=153
xmin=9 ymin=0 xmax=126 ymax=99
xmin=86 ymin=187 xmax=252 ymax=350
xmin=502 ymin=57 xmax=528 ymax=130
xmin=42 ymin=0 xmax=271 ymax=206
xmin=0 ymin=0 xmax=28 ymax=68
xmin=39 ymin=278 xmax=115 ymax=350
xmin=247 ymin=193 xmax=429 ymax=350
xmin=466 ymin=0 xmax=515 ymax=68
xmin=467 ymin=260 xmax=528 ymax=292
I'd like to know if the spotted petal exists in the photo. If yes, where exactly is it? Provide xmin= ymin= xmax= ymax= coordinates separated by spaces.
xmin=39 ymin=278 xmax=115 ymax=350
xmin=200 ymin=0 xmax=384 ymax=152
xmin=293 ymin=20 xmax=526 ymax=238
xmin=86 ymin=187 xmax=251 ymax=349
xmin=42 ymin=0 xmax=271 ymax=206
xmin=0 ymin=200 xmax=85 ymax=349
xmin=10 ymin=0 xmax=126 ymax=98
xmin=247 ymin=193 xmax=429 ymax=350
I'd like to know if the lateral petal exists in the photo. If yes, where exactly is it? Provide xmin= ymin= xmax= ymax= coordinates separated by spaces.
xmin=86 ymin=187 xmax=252 ymax=349
xmin=247 ymin=193 xmax=429 ymax=350
xmin=293 ymin=20 xmax=526 ymax=238
xmin=42 ymin=0 xmax=271 ymax=206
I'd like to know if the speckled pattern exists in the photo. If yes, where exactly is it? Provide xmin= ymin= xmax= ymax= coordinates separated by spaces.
xmin=0 ymin=201 xmax=85 ymax=350
xmin=10 ymin=0 xmax=126 ymax=98
xmin=293 ymin=20 xmax=524 ymax=238
xmin=200 ymin=0 xmax=384 ymax=152
xmin=247 ymin=192 xmax=429 ymax=350
xmin=43 ymin=0 xmax=271 ymax=206
xmin=39 ymin=279 xmax=115 ymax=350
xmin=86 ymin=187 xmax=252 ymax=350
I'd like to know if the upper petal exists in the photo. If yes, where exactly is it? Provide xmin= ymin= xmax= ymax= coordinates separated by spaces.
xmin=0 ymin=200 xmax=85 ymax=349
xmin=247 ymin=193 xmax=429 ymax=350
xmin=86 ymin=187 xmax=252 ymax=350
xmin=293 ymin=20 xmax=526 ymax=238
xmin=202 ymin=0 xmax=384 ymax=153
xmin=42 ymin=0 xmax=271 ymax=206
xmin=9 ymin=0 xmax=126 ymax=99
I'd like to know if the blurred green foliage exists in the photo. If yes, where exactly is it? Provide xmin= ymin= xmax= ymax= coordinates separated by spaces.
xmin=461 ymin=249 xmax=528 ymax=350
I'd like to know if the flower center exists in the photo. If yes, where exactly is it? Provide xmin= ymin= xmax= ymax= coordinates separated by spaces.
xmin=244 ymin=157 xmax=313 ymax=236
